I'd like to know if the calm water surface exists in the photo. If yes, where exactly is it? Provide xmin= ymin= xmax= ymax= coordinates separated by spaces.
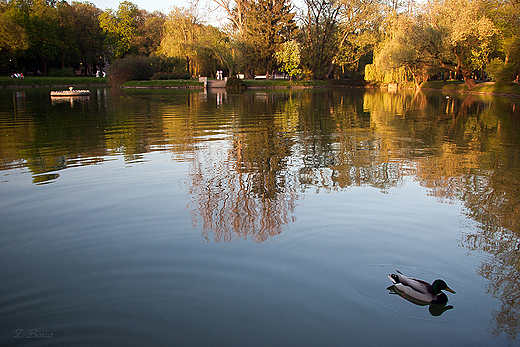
xmin=1 ymin=87 xmax=519 ymax=346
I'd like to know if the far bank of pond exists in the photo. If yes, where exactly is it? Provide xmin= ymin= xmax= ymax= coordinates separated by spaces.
xmin=420 ymin=80 xmax=520 ymax=98
xmin=1 ymin=76 xmax=519 ymax=97
xmin=122 ymin=79 xmax=520 ymax=98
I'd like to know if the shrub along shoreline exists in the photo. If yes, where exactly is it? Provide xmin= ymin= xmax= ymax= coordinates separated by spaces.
xmin=1 ymin=77 xmax=519 ymax=97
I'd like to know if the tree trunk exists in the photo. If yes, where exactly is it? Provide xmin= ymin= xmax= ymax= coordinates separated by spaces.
xmin=438 ymin=61 xmax=477 ymax=90
xmin=407 ymin=66 xmax=420 ymax=89
xmin=455 ymin=52 xmax=477 ymax=90
xmin=245 ymin=69 xmax=254 ymax=79
xmin=462 ymin=73 xmax=477 ymax=90
xmin=325 ymin=62 xmax=334 ymax=79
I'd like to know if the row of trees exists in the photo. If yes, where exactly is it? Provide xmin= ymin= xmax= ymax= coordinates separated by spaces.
xmin=1 ymin=0 xmax=104 ymax=75
xmin=1 ymin=0 xmax=519 ymax=87
xmin=0 ymin=0 xmax=166 ymax=76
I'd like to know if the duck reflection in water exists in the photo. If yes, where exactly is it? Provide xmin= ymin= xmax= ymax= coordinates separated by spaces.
xmin=387 ymin=270 xmax=456 ymax=316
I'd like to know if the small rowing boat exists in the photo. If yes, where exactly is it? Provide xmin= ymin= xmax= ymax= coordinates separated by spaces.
xmin=50 ymin=87 xmax=90 ymax=97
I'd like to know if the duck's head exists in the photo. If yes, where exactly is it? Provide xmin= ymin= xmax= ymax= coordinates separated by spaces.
xmin=432 ymin=279 xmax=456 ymax=295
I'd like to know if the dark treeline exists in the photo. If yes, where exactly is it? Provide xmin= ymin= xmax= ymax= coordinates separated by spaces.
xmin=1 ymin=0 xmax=105 ymax=76
xmin=0 ymin=0 xmax=167 ymax=77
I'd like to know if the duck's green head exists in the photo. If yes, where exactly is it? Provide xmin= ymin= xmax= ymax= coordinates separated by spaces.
xmin=432 ymin=280 xmax=456 ymax=295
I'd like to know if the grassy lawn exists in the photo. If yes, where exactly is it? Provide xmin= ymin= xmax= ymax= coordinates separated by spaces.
xmin=420 ymin=80 xmax=520 ymax=95
xmin=243 ymin=79 xmax=331 ymax=88
xmin=124 ymin=79 xmax=332 ymax=88
xmin=122 ymin=80 xmax=204 ymax=88
xmin=0 ymin=76 xmax=108 ymax=87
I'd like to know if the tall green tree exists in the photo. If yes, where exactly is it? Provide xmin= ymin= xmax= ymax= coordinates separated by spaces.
xmin=100 ymin=1 xmax=143 ymax=60
xmin=8 ymin=0 xmax=61 ymax=74
xmin=55 ymin=1 xmax=103 ymax=74
xmin=487 ymin=0 xmax=520 ymax=82
xmin=0 ymin=10 xmax=28 ymax=54
xmin=1 ymin=0 xmax=105 ymax=74
xmin=135 ymin=10 xmax=165 ymax=56
xmin=73 ymin=2 xmax=105 ymax=74
xmin=242 ymin=0 xmax=298 ymax=76
xmin=275 ymin=39 xmax=301 ymax=79
xmin=300 ymin=0 xmax=342 ymax=79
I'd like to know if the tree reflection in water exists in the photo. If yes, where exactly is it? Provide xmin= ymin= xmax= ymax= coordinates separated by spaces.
xmin=458 ymin=147 xmax=520 ymax=343
xmin=368 ymin=91 xmax=520 ymax=343
xmin=182 ymin=90 xmax=520 ymax=342
xmin=186 ymin=132 xmax=299 ymax=243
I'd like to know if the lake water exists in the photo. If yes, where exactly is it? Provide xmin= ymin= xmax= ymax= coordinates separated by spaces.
xmin=1 ymin=86 xmax=519 ymax=346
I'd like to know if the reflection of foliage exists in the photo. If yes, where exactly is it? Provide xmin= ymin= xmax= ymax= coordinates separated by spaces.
xmin=362 ymin=90 xmax=520 ymax=341
xmin=396 ymin=94 xmax=520 ymax=343
xmin=459 ymin=141 xmax=520 ymax=342
xmin=0 ymin=92 xmax=109 ymax=177
xmin=186 ymin=94 xmax=299 ymax=242
xmin=0 ymin=89 xmax=191 ymax=180
xmin=187 ymin=137 xmax=299 ymax=243
xmin=417 ymin=144 xmax=520 ymax=341
xmin=293 ymin=91 xmax=405 ymax=192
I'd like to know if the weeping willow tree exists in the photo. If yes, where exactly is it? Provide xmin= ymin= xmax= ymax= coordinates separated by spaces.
xmin=159 ymin=7 xmax=200 ymax=75
xmin=159 ymin=6 xmax=235 ymax=77
xmin=370 ymin=0 xmax=497 ymax=89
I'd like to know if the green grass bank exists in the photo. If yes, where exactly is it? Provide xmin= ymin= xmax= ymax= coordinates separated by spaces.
xmin=122 ymin=80 xmax=204 ymax=88
xmin=242 ymin=79 xmax=332 ymax=88
xmin=0 ymin=76 xmax=108 ymax=87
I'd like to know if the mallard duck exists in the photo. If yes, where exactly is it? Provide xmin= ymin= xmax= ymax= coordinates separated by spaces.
xmin=388 ymin=270 xmax=456 ymax=304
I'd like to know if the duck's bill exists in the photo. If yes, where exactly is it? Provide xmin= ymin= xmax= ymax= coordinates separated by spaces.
xmin=446 ymin=286 xmax=456 ymax=294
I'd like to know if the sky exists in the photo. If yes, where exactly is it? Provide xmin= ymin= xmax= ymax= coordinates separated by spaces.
xmin=87 ymin=0 xmax=232 ymax=27
xmin=87 ymin=0 xmax=305 ymax=19
xmin=87 ymin=0 xmax=306 ymax=28
xmin=89 ymin=0 xmax=187 ymax=13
